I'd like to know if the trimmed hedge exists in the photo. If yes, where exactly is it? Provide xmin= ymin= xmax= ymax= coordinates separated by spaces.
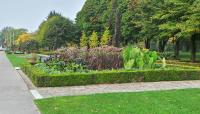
xmin=21 ymin=64 xmax=200 ymax=87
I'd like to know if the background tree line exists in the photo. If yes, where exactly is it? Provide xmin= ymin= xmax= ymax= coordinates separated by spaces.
xmin=0 ymin=0 xmax=199 ymax=62
xmin=76 ymin=0 xmax=200 ymax=62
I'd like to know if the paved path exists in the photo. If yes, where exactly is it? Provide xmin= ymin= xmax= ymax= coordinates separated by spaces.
xmin=38 ymin=80 xmax=200 ymax=98
xmin=0 ymin=52 xmax=40 ymax=114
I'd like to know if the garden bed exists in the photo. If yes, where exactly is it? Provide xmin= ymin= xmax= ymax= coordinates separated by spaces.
xmin=21 ymin=64 xmax=200 ymax=87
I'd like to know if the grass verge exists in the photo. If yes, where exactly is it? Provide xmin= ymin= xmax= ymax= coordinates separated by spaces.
xmin=35 ymin=88 xmax=200 ymax=114
xmin=6 ymin=54 xmax=29 ymax=67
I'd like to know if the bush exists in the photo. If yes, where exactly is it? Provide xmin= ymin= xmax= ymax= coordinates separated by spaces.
xmin=123 ymin=46 xmax=158 ymax=69
xmin=21 ymin=64 xmax=200 ymax=87
xmin=56 ymin=47 xmax=81 ymax=62
xmin=86 ymin=46 xmax=123 ymax=70
xmin=56 ymin=46 xmax=123 ymax=70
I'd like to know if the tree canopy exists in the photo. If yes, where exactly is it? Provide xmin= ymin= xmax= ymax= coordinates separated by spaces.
xmin=37 ymin=12 xmax=79 ymax=50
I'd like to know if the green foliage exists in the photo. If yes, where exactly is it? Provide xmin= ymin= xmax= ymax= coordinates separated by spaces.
xmin=76 ymin=0 xmax=110 ymax=35
xmin=22 ymin=64 xmax=200 ymax=87
xmin=34 ymin=59 xmax=88 ymax=74
xmin=80 ymin=32 xmax=88 ymax=47
xmin=1 ymin=27 xmax=27 ymax=49
xmin=89 ymin=31 xmax=99 ymax=48
xmin=65 ymin=62 xmax=88 ymax=73
xmin=19 ymin=39 xmax=39 ymax=53
xmin=123 ymin=45 xmax=158 ymax=69
xmin=47 ymin=10 xmax=62 ymax=19
xmin=77 ymin=0 xmax=136 ymax=45
xmin=36 ymin=12 xmax=78 ymax=50
xmin=100 ymin=28 xmax=111 ymax=46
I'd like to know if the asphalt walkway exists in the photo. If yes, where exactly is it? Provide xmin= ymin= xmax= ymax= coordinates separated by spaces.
xmin=0 ymin=51 xmax=39 ymax=114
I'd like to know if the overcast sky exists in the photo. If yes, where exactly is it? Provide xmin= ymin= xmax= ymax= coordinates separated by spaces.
xmin=0 ymin=0 xmax=86 ymax=32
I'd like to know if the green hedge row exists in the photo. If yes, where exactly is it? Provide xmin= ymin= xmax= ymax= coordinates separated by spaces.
xmin=21 ymin=64 xmax=200 ymax=87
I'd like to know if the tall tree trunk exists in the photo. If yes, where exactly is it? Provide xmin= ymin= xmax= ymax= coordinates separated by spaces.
xmin=109 ymin=0 xmax=116 ymax=30
xmin=113 ymin=10 xmax=121 ymax=47
xmin=158 ymin=39 xmax=168 ymax=52
xmin=191 ymin=35 xmax=196 ymax=62
xmin=174 ymin=39 xmax=180 ymax=60
xmin=144 ymin=38 xmax=150 ymax=49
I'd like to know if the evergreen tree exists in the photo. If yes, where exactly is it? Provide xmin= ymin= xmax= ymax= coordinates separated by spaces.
xmin=101 ymin=28 xmax=111 ymax=46
xmin=80 ymin=32 xmax=88 ymax=47
xmin=89 ymin=31 xmax=99 ymax=48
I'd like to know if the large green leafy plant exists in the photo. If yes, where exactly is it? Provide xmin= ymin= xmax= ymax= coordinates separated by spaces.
xmin=123 ymin=46 xmax=158 ymax=70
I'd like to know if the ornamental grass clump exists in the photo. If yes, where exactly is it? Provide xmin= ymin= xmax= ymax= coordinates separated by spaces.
xmin=56 ymin=47 xmax=81 ymax=62
xmin=55 ymin=46 xmax=123 ymax=70
xmin=86 ymin=46 xmax=123 ymax=70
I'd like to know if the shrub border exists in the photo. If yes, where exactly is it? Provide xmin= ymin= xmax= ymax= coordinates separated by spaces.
xmin=21 ymin=64 xmax=200 ymax=87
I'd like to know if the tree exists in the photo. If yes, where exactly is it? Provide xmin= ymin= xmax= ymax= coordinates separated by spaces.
xmin=20 ymin=39 xmax=39 ymax=53
xmin=47 ymin=10 xmax=61 ymax=19
xmin=100 ymin=28 xmax=111 ymax=46
xmin=132 ymin=0 xmax=162 ymax=50
xmin=80 ymin=32 xmax=88 ymax=47
xmin=37 ymin=12 xmax=77 ymax=50
xmin=152 ymin=0 xmax=192 ymax=58
xmin=1 ymin=27 xmax=27 ymax=49
xmin=76 ymin=0 xmax=108 ymax=36
xmin=76 ymin=0 xmax=132 ymax=47
xmin=16 ymin=33 xmax=31 ymax=45
xmin=16 ymin=33 xmax=32 ymax=51
xmin=89 ymin=31 xmax=99 ymax=48
xmin=181 ymin=0 xmax=200 ymax=62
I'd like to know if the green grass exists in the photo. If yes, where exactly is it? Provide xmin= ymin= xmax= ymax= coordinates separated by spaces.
xmin=6 ymin=54 xmax=29 ymax=67
xmin=179 ymin=52 xmax=200 ymax=61
xmin=35 ymin=89 xmax=200 ymax=114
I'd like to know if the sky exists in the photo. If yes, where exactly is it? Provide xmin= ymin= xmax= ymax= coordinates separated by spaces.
xmin=0 ymin=0 xmax=86 ymax=32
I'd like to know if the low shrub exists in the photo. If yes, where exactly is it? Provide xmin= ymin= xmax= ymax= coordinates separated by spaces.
xmin=123 ymin=46 xmax=158 ymax=69
xmin=56 ymin=46 xmax=123 ymax=70
xmin=21 ymin=64 xmax=200 ymax=87
xmin=56 ymin=47 xmax=81 ymax=62
xmin=34 ymin=60 xmax=88 ymax=74
xmin=85 ymin=46 xmax=123 ymax=70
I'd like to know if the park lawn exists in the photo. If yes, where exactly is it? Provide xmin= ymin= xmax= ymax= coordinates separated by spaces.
xmin=179 ymin=52 xmax=200 ymax=61
xmin=35 ymin=89 xmax=200 ymax=114
xmin=7 ymin=54 xmax=29 ymax=67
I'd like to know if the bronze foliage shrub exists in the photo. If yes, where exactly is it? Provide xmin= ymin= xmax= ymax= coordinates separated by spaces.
xmin=56 ymin=46 xmax=123 ymax=70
